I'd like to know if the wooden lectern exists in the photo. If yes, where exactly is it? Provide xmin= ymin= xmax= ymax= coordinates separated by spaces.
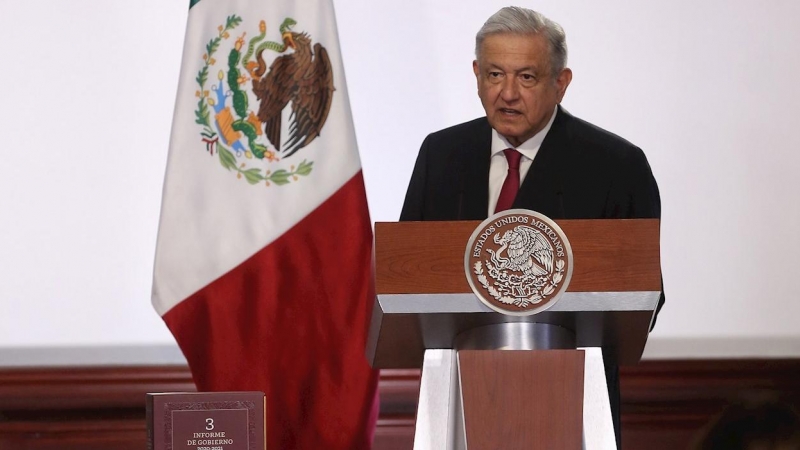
xmin=366 ymin=219 xmax=661 ymax=450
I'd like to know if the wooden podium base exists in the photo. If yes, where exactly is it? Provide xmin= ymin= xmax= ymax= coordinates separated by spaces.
xmin=413 ymin=348 xmax=617 ymax=450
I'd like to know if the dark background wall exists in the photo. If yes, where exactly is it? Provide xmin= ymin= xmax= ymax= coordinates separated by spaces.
xmin=2 ymin=360 xmax=799 ymax=450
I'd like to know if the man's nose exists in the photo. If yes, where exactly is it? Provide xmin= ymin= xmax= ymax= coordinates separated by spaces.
xmin=500 ymin=77 xmax=520 ymax=102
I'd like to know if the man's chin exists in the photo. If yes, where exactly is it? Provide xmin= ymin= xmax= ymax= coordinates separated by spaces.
xmin=491 ymin=124 xmax=524 ymax=143
xmin=490 ymin=115 xmax=524 ymax=129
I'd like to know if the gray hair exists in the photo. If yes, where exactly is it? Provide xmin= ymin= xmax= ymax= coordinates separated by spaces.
xmin=475 ymin=6 xmax=568 ymax=77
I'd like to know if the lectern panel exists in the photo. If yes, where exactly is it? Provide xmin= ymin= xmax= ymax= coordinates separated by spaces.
xmin=375 ymin=219 xmax=660 ymax=295
xmin=459 ymin=350 xmax=585 ymax=450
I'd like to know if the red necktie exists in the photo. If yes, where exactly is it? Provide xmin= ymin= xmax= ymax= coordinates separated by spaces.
xmin=495 ymin=148 xmax=522 ymax=213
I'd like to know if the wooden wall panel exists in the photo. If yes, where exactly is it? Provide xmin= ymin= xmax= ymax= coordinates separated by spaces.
xmin=620 ymin=360 xmax=800 ymax=450
xmin=1 ymin=360 xmax=799 ymax=450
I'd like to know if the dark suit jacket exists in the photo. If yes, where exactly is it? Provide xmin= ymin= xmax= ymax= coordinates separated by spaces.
xmin=400 ymin=106 xmax=663 ymax=448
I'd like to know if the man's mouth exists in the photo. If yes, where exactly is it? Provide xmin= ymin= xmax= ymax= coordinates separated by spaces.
xmin=499 ymin=108 xmax=522 ymax=115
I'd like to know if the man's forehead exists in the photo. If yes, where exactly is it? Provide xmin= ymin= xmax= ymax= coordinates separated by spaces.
xmin=478 ymin=33 xmax=549 ymax=58
xmin=477 ymin=33 xmax=549 ymax=70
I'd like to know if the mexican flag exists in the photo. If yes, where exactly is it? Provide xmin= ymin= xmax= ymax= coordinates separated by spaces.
xmin=152 ymin=0 xmax=379 ymax=448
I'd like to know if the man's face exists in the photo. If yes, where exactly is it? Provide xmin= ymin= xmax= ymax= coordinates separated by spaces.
xmin=473 ymin=33 xmax=572 ymax=147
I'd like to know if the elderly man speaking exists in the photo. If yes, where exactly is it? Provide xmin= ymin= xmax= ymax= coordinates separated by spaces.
xmin=400 ymin=6 xmax=664 ymax=448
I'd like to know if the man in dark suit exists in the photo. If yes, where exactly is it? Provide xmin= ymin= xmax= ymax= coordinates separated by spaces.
xmin=400 ymin=6 xmax=663 ymax=448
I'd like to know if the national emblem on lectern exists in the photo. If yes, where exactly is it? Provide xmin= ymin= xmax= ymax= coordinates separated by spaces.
xmin=465 ymin=210 xmax=574 ymax=316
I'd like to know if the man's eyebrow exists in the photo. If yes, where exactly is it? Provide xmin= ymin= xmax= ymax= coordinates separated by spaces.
xmin=485 ymin=63 xmax=541 ymax=74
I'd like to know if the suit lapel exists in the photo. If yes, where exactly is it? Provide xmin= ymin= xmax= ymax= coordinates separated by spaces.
xmin=513 ymin=106 xmax=573 ymax=218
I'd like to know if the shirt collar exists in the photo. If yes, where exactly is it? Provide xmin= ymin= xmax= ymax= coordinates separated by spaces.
xmin=490 ymin=105 xmax=559 ymax=159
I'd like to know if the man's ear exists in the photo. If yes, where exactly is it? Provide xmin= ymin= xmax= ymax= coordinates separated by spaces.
xmin=555 ymin=68 xmax=573 ymax=102
xmin=473 ymin=60 xmax=480 ymax=86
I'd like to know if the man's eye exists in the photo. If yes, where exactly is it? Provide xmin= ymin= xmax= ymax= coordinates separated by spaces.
xmin=489 ymin=72 xmax=503 ymax=78
xmin=519 ymin=74 xmax=538 ymax=86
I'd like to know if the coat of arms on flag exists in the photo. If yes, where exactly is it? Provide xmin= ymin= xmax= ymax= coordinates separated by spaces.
xmin=194 ymin=14 xmax=337 ymax=186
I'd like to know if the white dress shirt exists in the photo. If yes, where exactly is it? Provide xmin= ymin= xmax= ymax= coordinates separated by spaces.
xmin=487 ymin=105 xmax=559 ymax=215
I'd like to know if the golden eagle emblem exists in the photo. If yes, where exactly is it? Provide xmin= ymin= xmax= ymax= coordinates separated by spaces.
xmin=251 ymin=26 xmax=334 ymax=157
